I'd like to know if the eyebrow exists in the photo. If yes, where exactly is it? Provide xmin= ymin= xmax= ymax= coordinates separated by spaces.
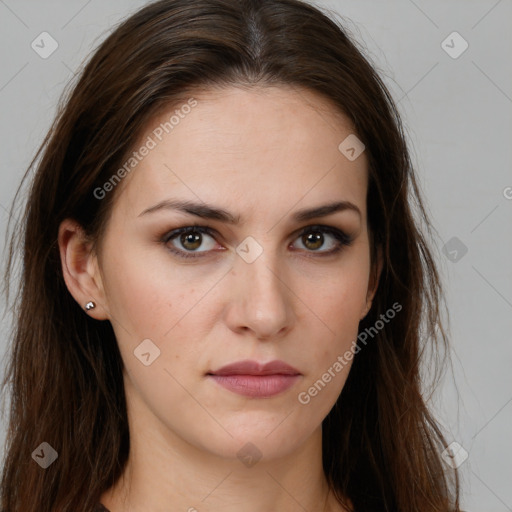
xmin=138 ymin=198 xmax=361 ymax=223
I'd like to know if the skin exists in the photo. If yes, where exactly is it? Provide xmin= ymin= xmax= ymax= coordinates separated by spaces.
xmin=59 ymin=85 xmax=382 ymax=512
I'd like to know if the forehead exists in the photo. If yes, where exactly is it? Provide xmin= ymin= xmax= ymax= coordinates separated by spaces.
xmin=113 ymin=85 xmax=368 ymax=222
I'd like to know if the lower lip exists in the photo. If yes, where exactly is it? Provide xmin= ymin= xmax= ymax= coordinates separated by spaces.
xmin=208 ymin=374 xmax=301 ymax=398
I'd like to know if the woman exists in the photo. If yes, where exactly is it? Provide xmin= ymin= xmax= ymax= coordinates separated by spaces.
xmin=1 ymin=0 xmax=460 ymax=511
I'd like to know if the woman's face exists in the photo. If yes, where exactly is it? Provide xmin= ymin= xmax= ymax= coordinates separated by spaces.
xmin=84 ymin=85 xmax=379 ymax=460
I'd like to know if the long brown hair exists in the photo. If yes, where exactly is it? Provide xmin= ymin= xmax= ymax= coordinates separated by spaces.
xmin=1 ymin=0 xmax=460 ymax=510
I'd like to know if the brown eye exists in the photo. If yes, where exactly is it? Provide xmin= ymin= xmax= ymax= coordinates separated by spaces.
xmin=180 ymin=232 xmax=202 ymax=250
xmin=302 ymin=231 xmax=324 ymax=250
xmin=292 ymin=225 xmax=353 ymax=255
xmin=163 ymin=226 xmax=218 ymax=258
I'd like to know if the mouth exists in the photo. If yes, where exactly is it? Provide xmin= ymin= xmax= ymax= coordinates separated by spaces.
xmin=207 ymin=359 xmax=302 ymax=398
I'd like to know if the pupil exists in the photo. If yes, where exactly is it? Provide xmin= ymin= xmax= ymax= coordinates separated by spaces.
xmin=304 ymin=232 xmax=323 ymax=250
xmin=182 ymin=232 xmax=201 ymax=250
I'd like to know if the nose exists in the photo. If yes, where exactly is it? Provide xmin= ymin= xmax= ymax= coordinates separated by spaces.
xmin=223 ymin=249 xmax=294 ymax=340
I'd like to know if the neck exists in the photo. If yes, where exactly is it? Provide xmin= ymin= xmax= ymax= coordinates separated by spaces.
xmin=101 ymin=434 xmax=340 ymax=511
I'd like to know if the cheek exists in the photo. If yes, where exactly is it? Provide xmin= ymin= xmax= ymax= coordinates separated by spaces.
xmin=121 ymin=351 xmax=212 ymax=451
xmin=294 ymin=265 xmax=368 ymax=377
xmin=296 ymin=265 xmax=368 ymax=332
xmin=101 ymin=244 xmax=224 ymax=374
xmin=104 ymin=257 xmax=170 ymax=334
xmin=101 ymin=244 xmax=187 ymax=334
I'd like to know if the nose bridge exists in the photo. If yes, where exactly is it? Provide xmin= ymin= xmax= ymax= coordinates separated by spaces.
xmin=242 ymin=249 xmax=281 ymax=297
xmin=229 ymin=235 xmax=292 ymax=337
xmin=238 ymin=241 xmax=285 ymax=304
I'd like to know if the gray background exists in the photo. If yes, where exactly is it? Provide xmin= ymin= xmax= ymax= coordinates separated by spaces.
xmin=0 ymin=1 xmax=511 ymax=510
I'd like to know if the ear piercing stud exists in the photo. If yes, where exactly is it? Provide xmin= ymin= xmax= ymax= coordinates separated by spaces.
xmin=84 ymin=301 xmax=96 ymax=311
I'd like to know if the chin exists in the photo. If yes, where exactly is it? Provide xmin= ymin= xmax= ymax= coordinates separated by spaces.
xmin=192 ymin=419 xmax=314 ymax=464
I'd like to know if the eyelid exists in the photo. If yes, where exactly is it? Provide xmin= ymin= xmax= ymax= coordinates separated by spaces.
xmin=160 ymin=225 xmax=222 ymax=260
xmin=161 ymin=224 xmax=217 ymax=243
xmin=160 ymin=223 xmax=354 ymax=259
xmin=294 ymin=224 xmax=353 ymax=245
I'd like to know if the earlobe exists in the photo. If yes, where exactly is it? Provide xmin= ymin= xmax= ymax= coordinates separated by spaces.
xmin=58 ymin=218 xmax=109 ymax=320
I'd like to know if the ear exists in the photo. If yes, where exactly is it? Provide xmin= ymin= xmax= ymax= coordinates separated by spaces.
xmin=361 ymin=244 xmax=383 ymax=320
xmin=58 ymin=218 xmax=109 ymax=320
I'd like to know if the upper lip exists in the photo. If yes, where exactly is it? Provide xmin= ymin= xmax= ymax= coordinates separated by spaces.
xmin=208 ymin=360 xmax=301 ymax=376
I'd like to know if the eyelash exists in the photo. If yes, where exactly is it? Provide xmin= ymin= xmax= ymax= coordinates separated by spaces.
xmin=160 ymin=224 xmax=354 ymax=260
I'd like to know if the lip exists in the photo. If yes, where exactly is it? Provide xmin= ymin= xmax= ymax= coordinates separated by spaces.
xmin=207 ymin=360 xmax=301 ymax=398
xmin=209 ymin=359 xmax=301 ymax=376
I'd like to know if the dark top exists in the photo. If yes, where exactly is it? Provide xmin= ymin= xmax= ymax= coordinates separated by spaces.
xmin=94 ymin=505 xmax=110 ymax=512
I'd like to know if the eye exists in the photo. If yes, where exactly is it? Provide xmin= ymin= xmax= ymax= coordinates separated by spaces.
xmin=291 ymin=225 xmax=353 ymax=255
xmin=162 ymin=226 xmax=219 ymax=259
xmin=160 ymin=224 xmax=353 ymax=260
